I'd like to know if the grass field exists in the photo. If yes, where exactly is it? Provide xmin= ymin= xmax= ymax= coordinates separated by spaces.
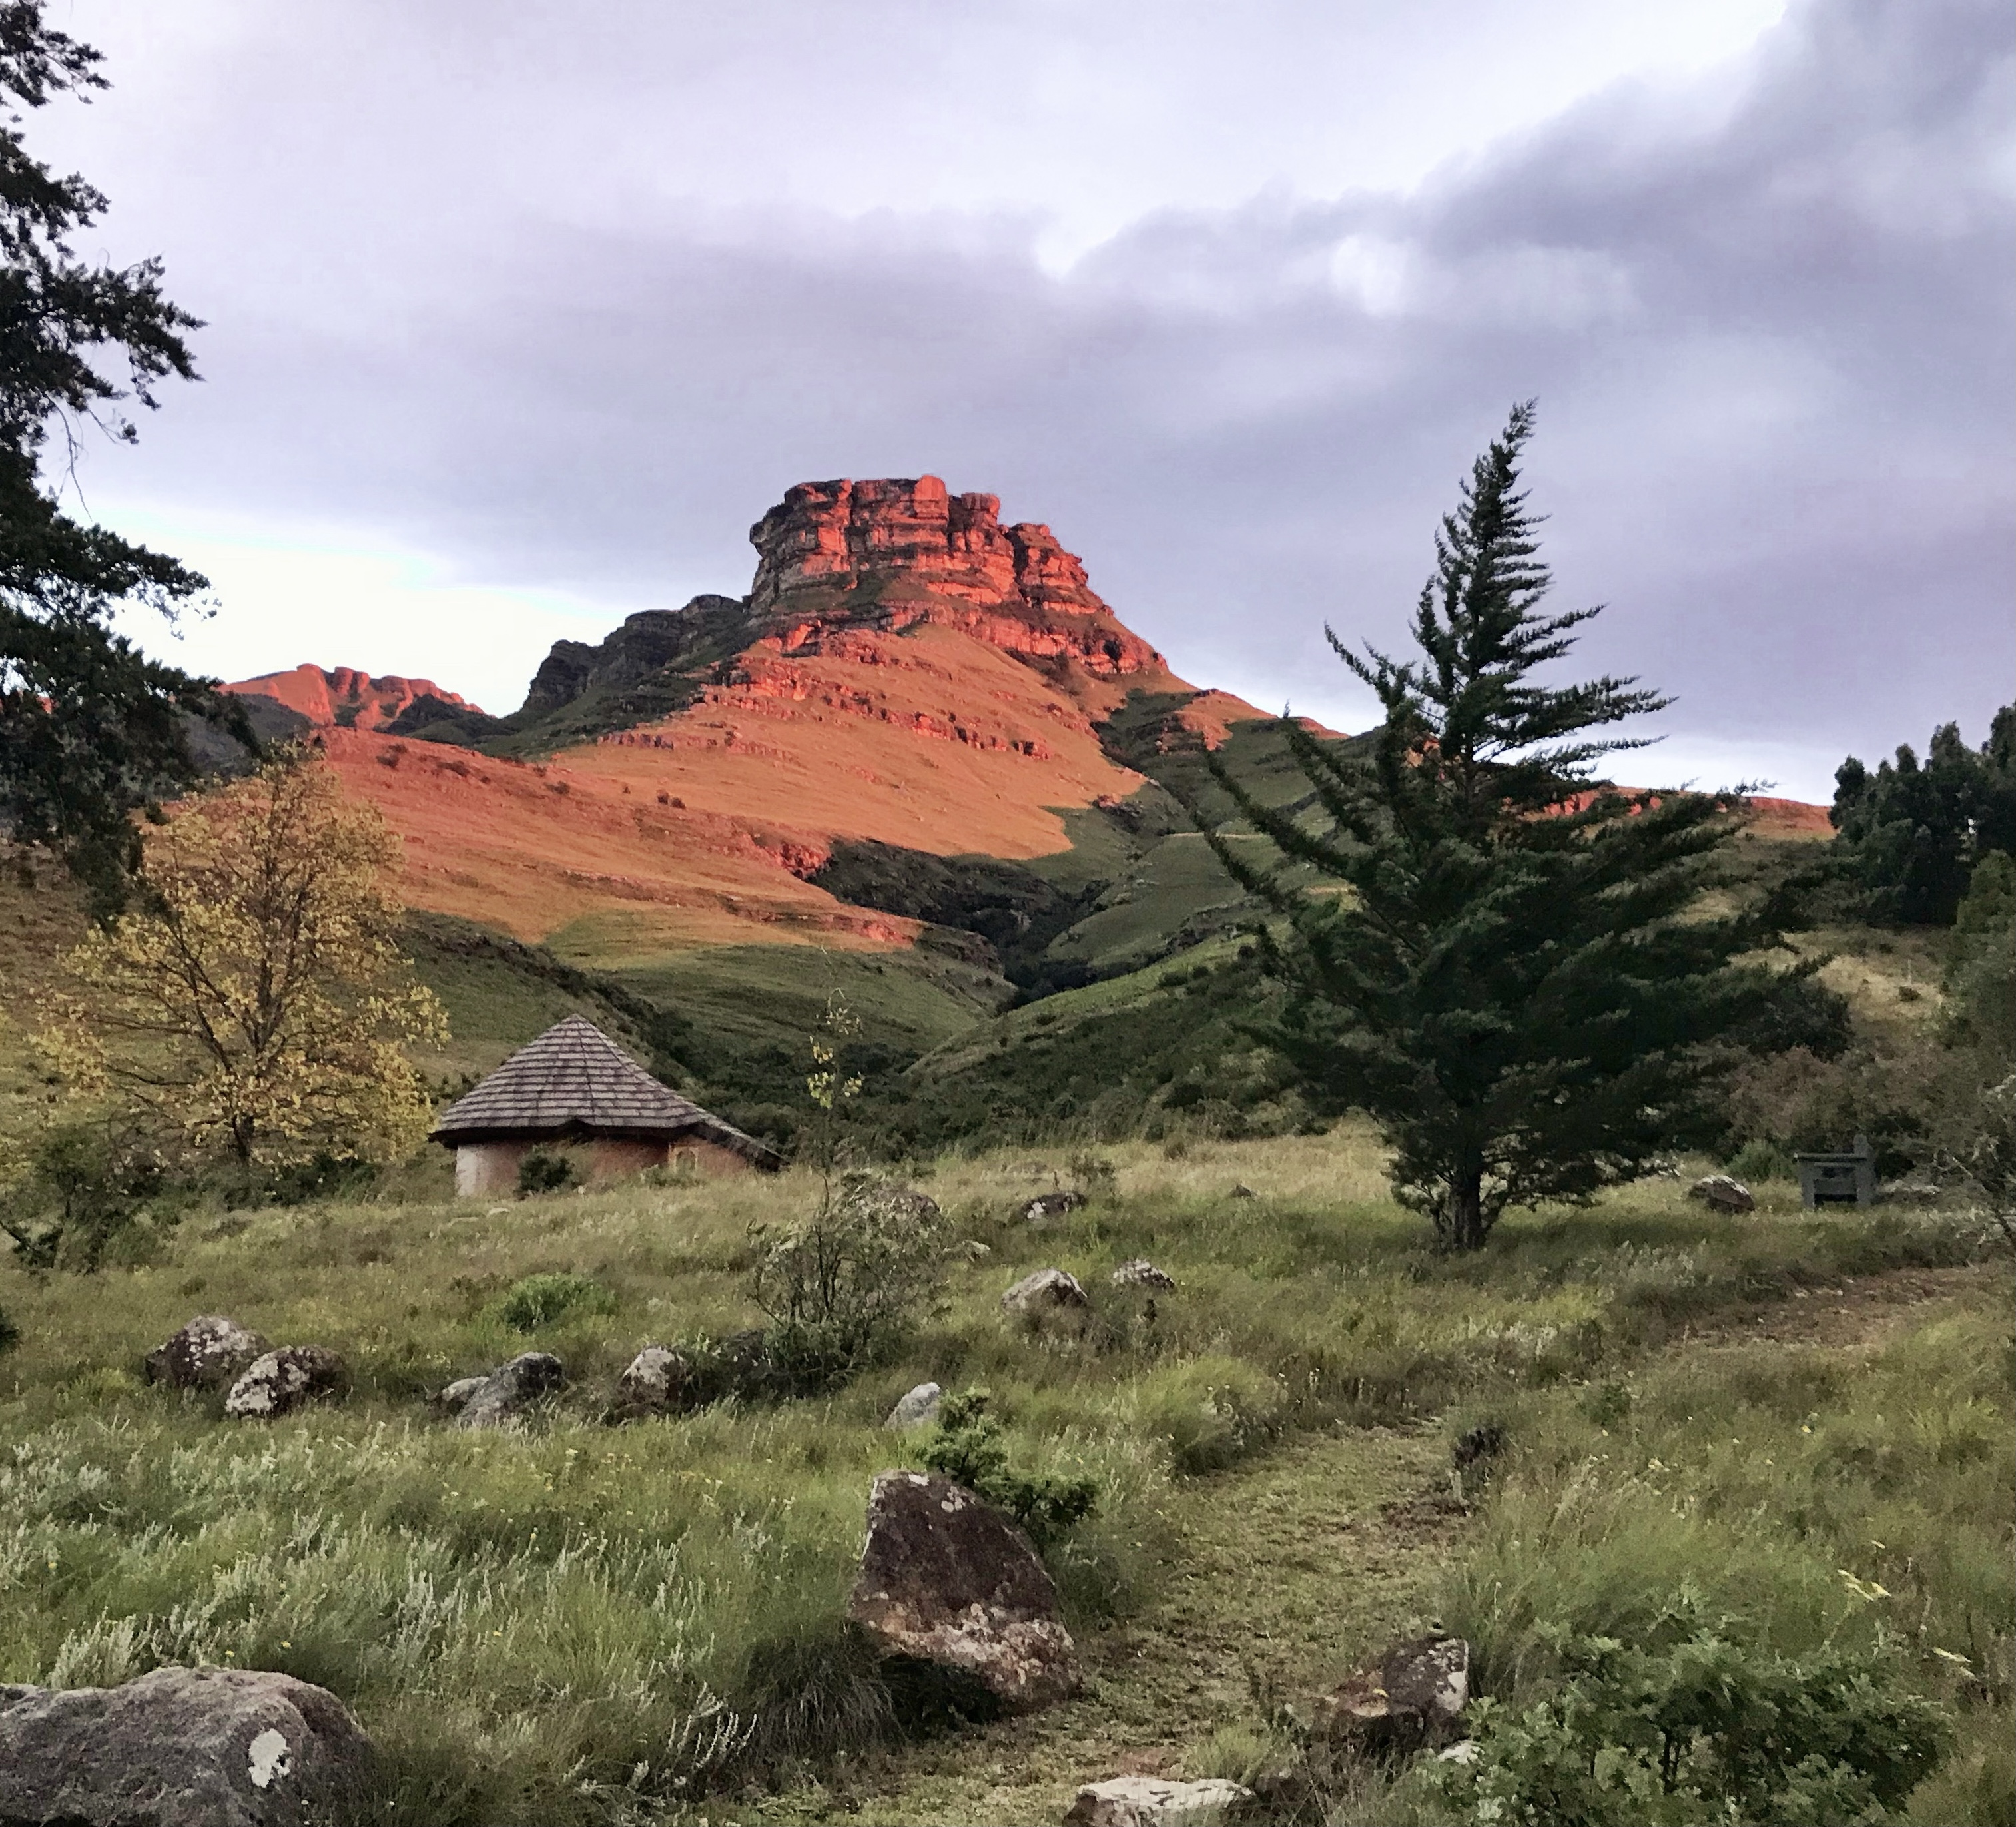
xmin=2 ymin=1130 xmax=2007 ymax=1825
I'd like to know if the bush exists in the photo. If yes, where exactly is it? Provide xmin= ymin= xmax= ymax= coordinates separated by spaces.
xmin=750 ymin=1174 xmax=948 ymax=1390
xmin=921 ymin=1389 xmax=1098 ymax=1550
xmin=1726 ymin=1138 xmax=1796 ymax=1183
xmin=494 ymin=1272 xmax=616 ymax=1333
xmin=516 ymin=1149 xmax=575 ymax=1196
xmin=0 ymin=1119 xmax=163 ymax=1272
xmin=0 ymin=1305 xmax=17 ymax=1353
xmin=1416 ymin=1604 xmax=1951 ymax=1827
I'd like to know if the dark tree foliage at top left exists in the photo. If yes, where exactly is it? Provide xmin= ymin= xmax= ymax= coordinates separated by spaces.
xmin=0 ymin=1 xmax=248 ymax=918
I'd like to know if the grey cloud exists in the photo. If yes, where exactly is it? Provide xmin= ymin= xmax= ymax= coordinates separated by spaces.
xmin=85 ymin=0 xmax=2016 ymax=789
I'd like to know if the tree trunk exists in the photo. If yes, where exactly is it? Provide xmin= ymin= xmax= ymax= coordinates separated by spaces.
xmin=1446 ymin=1164 xmax=1487 ymax=1252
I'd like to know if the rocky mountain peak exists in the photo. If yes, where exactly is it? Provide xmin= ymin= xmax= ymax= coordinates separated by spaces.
xmin=747 ymin=476 xmax=1164 ymax=679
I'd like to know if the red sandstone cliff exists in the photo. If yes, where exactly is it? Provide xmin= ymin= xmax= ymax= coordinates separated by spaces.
xmin=222 ymin=665 xmax=484 ymax=731
xmin=747 ymin=476 xmax=1167 ymax=680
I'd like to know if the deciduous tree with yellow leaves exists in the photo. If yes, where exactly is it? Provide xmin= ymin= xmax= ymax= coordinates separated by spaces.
xmin=48 ymin=753 xmax=447 ymax=1176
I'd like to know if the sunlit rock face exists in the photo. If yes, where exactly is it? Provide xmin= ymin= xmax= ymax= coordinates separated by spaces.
xmin=748 ymin=476 xmax=1164 ymax=678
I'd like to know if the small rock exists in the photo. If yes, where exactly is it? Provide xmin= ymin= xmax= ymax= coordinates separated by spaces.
xmin=1002 ymin=1268 xmax=1090 ymax=1314
xmin=0 ymin=1665 xmax=373 ymax=1827
xmin=1064 ymin=1775 xmax=1255 ymax=1826
xmin=1686 ymin=1174 xmax=1755 ymax=1214
xmin=223 ymin=1346 xmax=346 ymax=1419
xmin=885 ymin=1381 xmax=944 ymax=1429
xmin=1229 ymin=1184 xmax=1257 ymax=1200
xmin=1313 ymin=1635 xmax=1469 ymax=1750
xmin=143 ymin=1315 xmax=270 ymax=1391
xmin=454 ymin=1351 xmax=565 ymax=1429
xmin=960 ymin=1239 xmax=993 ymax=1260
xmin=1437 ymin=1739 xmax=1481 ymax=1764
xmin=615 ymin=1343 xmax=695 ymax=1413
xmin=847 ymin=1470 xmax=1080 ymax=1712
xmin=432 ymin=1375 xmax=490 ymax=1416
xmin=1022 ymin=1190 xmax=1087 ymax=1223
xmin=841 ymin=1180 xmax=944 ymax=1226
xmin=1110 ymin=1259 xmax=1176 ymax=1291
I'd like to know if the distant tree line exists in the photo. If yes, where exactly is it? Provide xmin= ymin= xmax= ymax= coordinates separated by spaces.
xmin=1831 ymin=707 xmax=2016 ymax=926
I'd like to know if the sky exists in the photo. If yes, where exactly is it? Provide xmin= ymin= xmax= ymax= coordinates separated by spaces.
xmin=31 ymin=0 xmax=2016 ymax=803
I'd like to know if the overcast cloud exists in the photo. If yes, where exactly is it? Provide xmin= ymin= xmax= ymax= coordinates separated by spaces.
xmin=35 ymin=0 xmax=2016 ymax=801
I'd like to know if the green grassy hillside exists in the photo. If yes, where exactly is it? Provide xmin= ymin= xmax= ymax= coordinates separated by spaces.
xmin=1 ymin=1133 xmax=2005 ymax=1825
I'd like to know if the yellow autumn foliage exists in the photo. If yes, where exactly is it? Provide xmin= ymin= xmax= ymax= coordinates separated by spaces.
xmin=47 ymin=754 xmax=448 ymax=1170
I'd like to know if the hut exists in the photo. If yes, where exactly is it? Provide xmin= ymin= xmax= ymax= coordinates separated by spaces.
xmin=432 ymin=1015 xmax=779 ymax=1195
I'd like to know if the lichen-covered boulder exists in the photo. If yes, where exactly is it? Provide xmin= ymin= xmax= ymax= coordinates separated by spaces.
xmin=1686 ymin=1174 xmax=1756 ymax=1214
xmin=884 ymin=1381 xmax=943 ymax=1429
xmin=847 ymin=1470 xmax=1080 ymax=1712
xmin=143 ymin=1316 xmax=270 ymax=1391
xmin=1064 ymin=1776 xmax=1255 ymax=1826
xmin=432 ymin=1375 xmax=490 ymax=1417
xmin=1110 ymin=1259 xmax=1176 ymax=1290
xmin=0 ymin=1665 xmax=373 ymax=1827
xmin=224 ymin=1347 xmax=347 ymax=1420
xmin=1313 ymin=1635 xmax=1469 ymax=1749
xmin=1001 ymin=1268 xmax=1088 ymax=1315
xmin=613 ymin=1343 xmax=695 ymax=1414
xmin=452 ymin=1352 xmax=565 ymax=1429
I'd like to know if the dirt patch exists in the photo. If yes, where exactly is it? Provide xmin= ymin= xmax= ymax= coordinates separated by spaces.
xmin=1676 ymin=1263 xmax=1995 ymax=1351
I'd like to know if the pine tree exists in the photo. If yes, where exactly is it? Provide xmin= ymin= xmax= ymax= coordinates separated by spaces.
xmin=1 ymin=3 xmax=246 ymax=917
xmin=1205 ymin=403 xmax=1801 ymax=1250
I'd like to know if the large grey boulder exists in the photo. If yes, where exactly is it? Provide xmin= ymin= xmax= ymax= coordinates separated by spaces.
xmin=0 ymin=1665 xmax=373 ymax=1827
xmin=143 ymin=1317 xmax=269 ymax=1392
xmin=224 ymin=1347 xmax=347 ymax=1420
xmin=1313 ymin=1635 xmax=1469 ymax=1750
xmin=1064 ymin=1776 xmax=1254 ymax=1826
xmin=847 ymin=1470 xmax=1080 ymax=1713
xmin=614 ymin=1344 xmax=695 ymax=1414
xmin=449 ymin=1352 xmax=565 ymax=1429
xmin=884 ymin=1381 xmax=943 ymax=1429
xmin=1001 ymin=1268 xmax=1088 ymax=1315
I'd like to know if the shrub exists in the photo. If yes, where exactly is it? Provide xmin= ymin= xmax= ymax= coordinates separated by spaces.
xmin=1726 ymin=1138 xmax=1796 ymax=1183
xmin=0 ymin=1118 xmax=163 ymax=1272
xmin=1130 ymin=1355 xmax=1287 ymax=1475
xmin=516 ymin=1149 xmax=575 ymax=1196
xmin=494 ymin=1272 xmax=616 ymax=1333
xmin=921 ymin=1389 xmax=1098 ymax=1550
xmin=750 ymin=1174 xmax=947 ymax=1390
xmin=0 ymin=1305 xmax=17 ymax=1353
xmin=1416 ymin=1604 xmax=1951 ymax=1827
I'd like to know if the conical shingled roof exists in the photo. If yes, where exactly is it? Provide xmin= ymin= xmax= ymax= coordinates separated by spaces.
xmin=431 ymin=1016 xmax=773 ymax=1164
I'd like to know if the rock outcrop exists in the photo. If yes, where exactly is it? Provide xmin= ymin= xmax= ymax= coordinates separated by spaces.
xmin=1312 ymin=1635 xmax=1470 ymax=1750
xmin=747 ymin=477 xmax=1165 ymax=679
xmin=0 ymin=1666 xmax=374 ymax=1827
xmin=144 ymin=1316 xmax=271 ymax=1392
xmin=442 ymin=1352 xmax=565 ymax=1429
xmin=224 ymin=1346 xmax=347 ymax=1420
xmin=885 ymin=1381 xmax=944 ymax=1429
xmin=1063 ymin=1776 xmax=1255 ymax=1826
xmin=222 ymin=664 xmax=484 ymax=732
xmin=1022 ymin=1190 xmax=1087 ymax=1223
xmin=613 ymin=1344 xmax=695 ymax=1414
xmin=1110 ymin=1259 xmax=1176 ymax=1290
xmin=1687 ymin=1174 xmax=1756 ymax=1214
xmin=847 ymin=1470 xmax=1080 ymax=1712
xmin=1002 ymin=1268 xmax=1090 ymax=1315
